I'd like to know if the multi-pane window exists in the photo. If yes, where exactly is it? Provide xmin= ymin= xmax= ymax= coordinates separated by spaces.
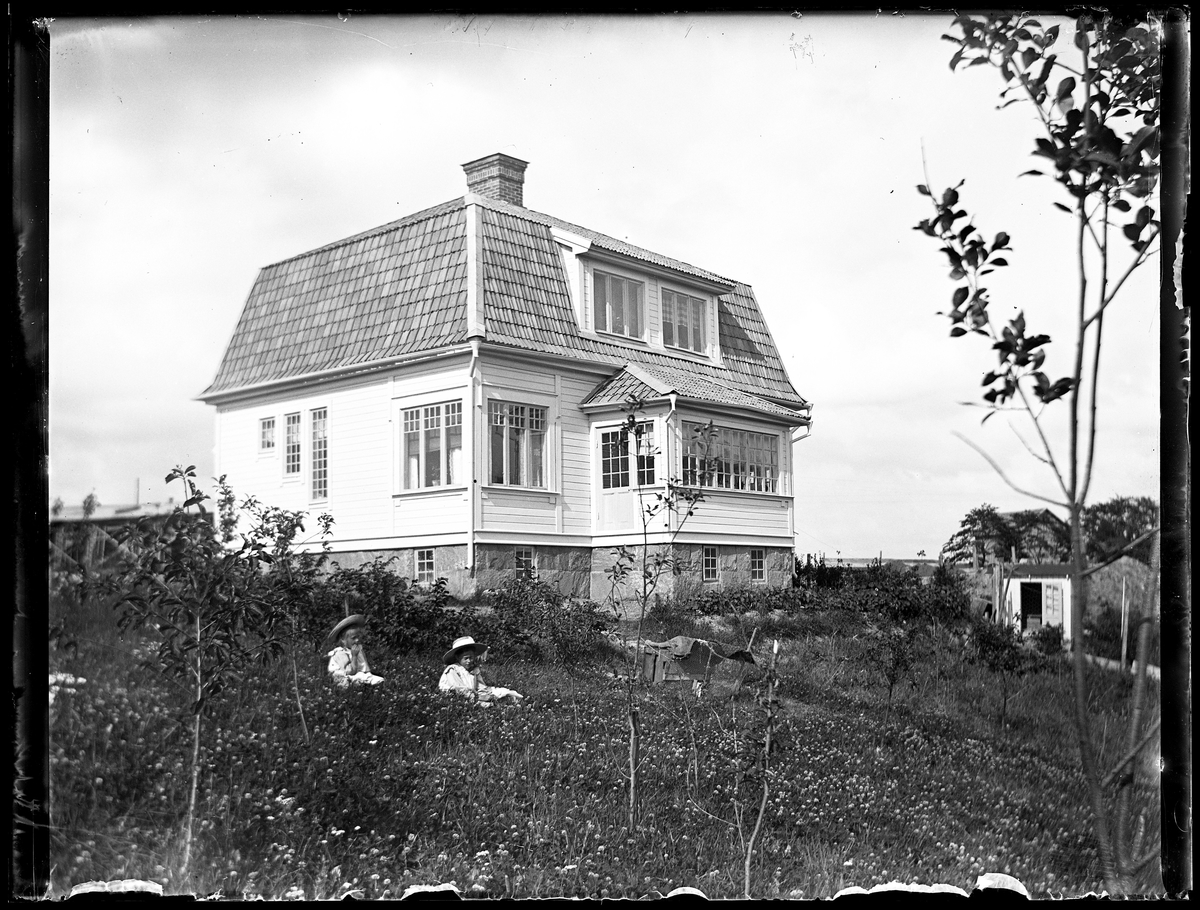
xmin=285 ymin=413 xmax=302 ymax=475
xmin=662 ymin=289 xmax=708 ymax=354
xmin=515 ymin=547 xmax=535 ymax=579
xmin=259 ymin=417 xmax=276 ymax=451
xmin=416 ymin=548 xmax=434 ymax=585
xmin=593 ymin=270 xmax=644 ymax=339
xmin=750 ymin=549 xmax=766 ymax=583
xmin=311 ymin=408 xmax=328 ymax=500
xmin=600 ymin=422 xmax=655 ymax=489
xmin=703 ymin=547 xmax=719 ymax=582
xmin=489 ymin=402 xmax=547 ymax=488
xmin=682 ymin=422 xmax=779 ymax=493
xmin=402 ymin=401 xmax=463 ymax=490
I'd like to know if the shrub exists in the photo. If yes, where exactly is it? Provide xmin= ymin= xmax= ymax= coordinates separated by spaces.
xmin=1030 ymin=622 xmax=1065 ymax=657
xmin=1082 ymin=606 xmax=1159 ymax=667
xmin=793 ymin=555 xmax=847 ymax=589
xmin=479 ymin=575 xmax=610 ymax=665
xmin=865 ymin=624 xmax=921 ymax=704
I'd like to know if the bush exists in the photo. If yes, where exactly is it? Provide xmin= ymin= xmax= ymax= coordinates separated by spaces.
xmin=1030 ymin=622 xmax=1065 ymax=657
xmin=793 ymin=555 xmax=847 ymax=589
xmin=479 ymin=575 xmax=611 ymax=665
xmin=1082 ymin=606 xmax=1160 ymax=667
xmin=308 ymin=559 xmax=463 ymax=658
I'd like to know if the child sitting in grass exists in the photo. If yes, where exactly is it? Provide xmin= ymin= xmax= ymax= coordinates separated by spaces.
xmin=326 ymin=615 xmax=384 ymax=688
xmin=438 ymin=636 xmax=524 ymax=706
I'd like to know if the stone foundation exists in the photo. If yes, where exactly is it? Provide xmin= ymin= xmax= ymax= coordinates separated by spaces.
xmin=323 ymin=543 xmax=794 ymax=603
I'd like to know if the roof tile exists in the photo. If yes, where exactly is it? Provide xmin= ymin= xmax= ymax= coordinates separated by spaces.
xmin=204 ymin=195 xmax=807 ymax=413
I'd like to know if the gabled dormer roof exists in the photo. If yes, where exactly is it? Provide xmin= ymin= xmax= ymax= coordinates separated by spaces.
xmin=580 ymin=363 xmax=810 ymax=423
xmin=201 ymin=158 xmax=809 ymax=421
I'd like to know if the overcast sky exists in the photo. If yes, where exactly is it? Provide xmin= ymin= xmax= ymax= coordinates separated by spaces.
xmin=47 ymin=12 xmax=1161 ymax=559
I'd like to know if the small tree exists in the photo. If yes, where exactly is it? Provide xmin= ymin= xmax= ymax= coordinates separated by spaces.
xmin=915 ymin=13 xmax=1162 ymax=891
xmin=603 ymin=402 xmax=715 ymax=833
xmin=108 ymin=467 xmax=318 ymax=883
xmin=970 ymin=617 xmax=1035 ymax=731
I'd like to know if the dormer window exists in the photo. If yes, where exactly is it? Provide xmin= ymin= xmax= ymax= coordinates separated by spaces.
xmin=662 ymin=289 xmax=708 ymax=354
xmin=594 ymin=270 xmax=644 ymax=340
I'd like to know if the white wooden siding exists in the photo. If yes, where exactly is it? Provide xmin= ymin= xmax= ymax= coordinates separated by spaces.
xmin=394 ymin=490 xmax=470 ymax=538
xmin=681 ymin=492 xmax=793 ymax=537
xmin=215 ymin=359 xmax=471 ymax=547
xmin=558 ymin=373 xmax=598 ymax=535
xmin=480 ymin=488 xmax=558 ymax=532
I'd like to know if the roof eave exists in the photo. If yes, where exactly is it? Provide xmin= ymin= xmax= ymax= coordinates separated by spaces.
xmin=197 ymin=342 xmax=474 ymax=406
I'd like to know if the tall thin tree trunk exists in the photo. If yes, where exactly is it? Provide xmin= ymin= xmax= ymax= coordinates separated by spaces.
xmin=1115 ymin=532 xmax=1160 ymax=875
xmin=1069 ymin=510 xmax=1121 ymax=892
xmin=181 ymin=613 xmax=203 ymax=883
xmin=627 ymin=707 xmax=640 ymax=833
xmin=290 ymin=612 xmax=310 ymax=744
xmin=744 ymin=640 xmax=779 ymax=899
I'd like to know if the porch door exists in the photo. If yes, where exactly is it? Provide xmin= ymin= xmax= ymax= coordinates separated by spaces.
xmin=597 ymin=428 xmax=636 ymax=532
xmin=1020 ymin=582 xmax=1043 ymax=631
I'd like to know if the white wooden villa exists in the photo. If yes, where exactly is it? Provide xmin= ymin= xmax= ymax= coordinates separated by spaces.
xmin=200 ymin=153 xmax=812 ymax=599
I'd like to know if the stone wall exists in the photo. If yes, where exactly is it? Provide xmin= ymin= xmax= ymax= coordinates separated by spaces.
xmin=322 ymin=542 xmax=796 ymax=605
xmin=590 ymin=543 xmax=795 ymax=604
xmin=475 ymin=544 xmax=592 ymax=598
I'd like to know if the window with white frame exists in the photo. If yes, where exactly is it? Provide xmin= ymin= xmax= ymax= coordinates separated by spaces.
xmin=259 ymin=417 xmax=276 ymax=452
xmin=311 ymin=408 xmax=328 ymax=500
xmin=593 ymin=270 xmax=645 ymax=340
xmin=402 ymin=401 xmax=463 ymax=490
xmin=416 ymin=548 xmax=435 ymax=585
xmin=682 ymin=421 xmax=779 ymax=493
xmin=284 ymin=413 xmax=302 ymax=475
xmin=661 ymin=289 xmax=708 ymax=354
xmin=489 ymin=402 xmax=547 ymax=488
xmin=515 ymin=547 xmax=535 ymax=579
xmin=750 ymin=549 xmax=766 ymax=583
xmin=703 ymin=546 xmax=719 ymax=582
xmin=600 ymin=422 xmax=655 ymax=489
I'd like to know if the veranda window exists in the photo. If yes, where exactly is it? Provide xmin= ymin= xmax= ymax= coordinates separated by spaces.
xmin=682 ymin=421 xmax=778 ymax=493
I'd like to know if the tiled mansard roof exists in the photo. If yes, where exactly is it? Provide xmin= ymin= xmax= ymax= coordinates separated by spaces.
xmin=202 ymin=195 xmax=809 ymax=422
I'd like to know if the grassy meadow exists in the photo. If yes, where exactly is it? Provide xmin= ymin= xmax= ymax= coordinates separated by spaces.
xmin=46 ymin=584 xmax=1163 ymax=900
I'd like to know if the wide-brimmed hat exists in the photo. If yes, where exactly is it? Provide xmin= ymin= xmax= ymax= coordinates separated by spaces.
xmin=328 ymin=614 xmax=367 ymax=645
xmin=443 ymin=636 xmax=487 ymax=665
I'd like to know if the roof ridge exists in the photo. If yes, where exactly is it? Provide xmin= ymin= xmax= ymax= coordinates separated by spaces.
xmin=623 ymin=363 xmax=676 ymax=396
xmin=263 ymin=197 xmax=466 ymax=269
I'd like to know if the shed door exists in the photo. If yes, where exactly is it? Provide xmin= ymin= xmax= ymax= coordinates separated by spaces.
xmin=1043 ymin=582 xmax=1064 ymax=628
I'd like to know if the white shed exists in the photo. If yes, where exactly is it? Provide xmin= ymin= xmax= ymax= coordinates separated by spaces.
xmin=993 ymin=563 xmax=1074 ymax=643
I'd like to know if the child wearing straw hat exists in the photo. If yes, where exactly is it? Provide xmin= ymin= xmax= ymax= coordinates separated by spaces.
xmin=326 ymin=614 xmax=384 ymax=688
xmin=438 ymin=636 xmax=523 ymax=705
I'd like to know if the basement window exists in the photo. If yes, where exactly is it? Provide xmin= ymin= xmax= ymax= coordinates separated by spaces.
xmin=416 ymin=549 xmax=435 ymax=585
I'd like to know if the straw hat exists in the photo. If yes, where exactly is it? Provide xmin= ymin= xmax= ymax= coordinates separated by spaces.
xmin=328 ymin=614 xmax=367 ymax=645
xmin=443 ymin=635 xmax=488 ymax=665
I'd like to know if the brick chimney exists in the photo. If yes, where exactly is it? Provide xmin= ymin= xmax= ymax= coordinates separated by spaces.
xmin=462 ymin=153 xmax=529 ymax=207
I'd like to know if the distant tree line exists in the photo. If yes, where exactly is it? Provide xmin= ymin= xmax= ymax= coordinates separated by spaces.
xmin=941 ymin=496 xmax=1158 ymax=567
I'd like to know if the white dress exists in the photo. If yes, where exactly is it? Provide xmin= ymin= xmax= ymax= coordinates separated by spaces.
xmin=327 ymin=645 xmax=384 ymax=687
xmin=438 ymin=663 xmax=522 ymax=704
